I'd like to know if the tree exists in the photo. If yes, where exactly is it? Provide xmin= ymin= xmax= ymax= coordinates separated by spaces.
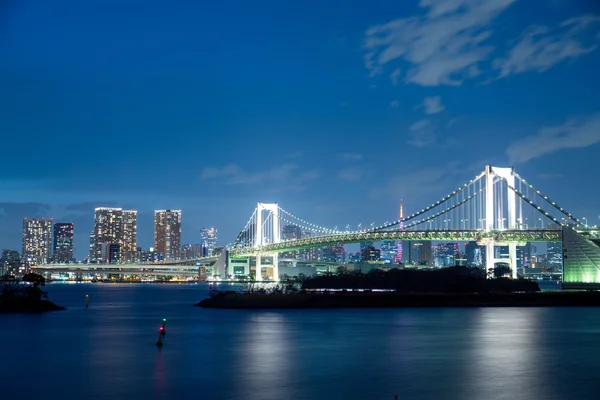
xmin=22 ymin=272 xmax=46 ymax=288
xmin=493 ymin=264 xmax=512 ymax=279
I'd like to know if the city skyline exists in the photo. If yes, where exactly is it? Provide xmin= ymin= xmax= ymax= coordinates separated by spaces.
xmin=1 ymin=0 xmax=599 ymax=260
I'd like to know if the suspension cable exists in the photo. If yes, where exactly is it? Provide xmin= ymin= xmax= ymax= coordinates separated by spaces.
xmin=372 ymin=171 xmax=485 ymax=231
xmin=494 ymin=175 xmax=563 ymax=228
xmin=513 ymin=172 xmax=583 ymax=225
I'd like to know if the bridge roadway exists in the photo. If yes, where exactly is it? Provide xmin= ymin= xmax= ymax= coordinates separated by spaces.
xmin=229 ymin=229 xmax=563 ymax=257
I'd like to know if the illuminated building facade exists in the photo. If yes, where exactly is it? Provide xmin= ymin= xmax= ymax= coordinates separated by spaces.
xmin=122 ymin=210 xmax=138 ymax=263
xmin=182 ymin=244 xmax=203 ymax=259
xmin=92 ymin=207 xmax=123 ymax=263
xmin=154 ymin=210 xmax=182 ymax=260
xmin=402 ymin=241 xmax=432 ymax=265
xmin=201 ymin=227 xmax=218 ymax=257
xmin=53 ymin=223 xmax=74 ymax=263
xmin=22 ymin=218 xmax=53 ymax=266
xmin=281 ymin=224 xmax=302 ymax=259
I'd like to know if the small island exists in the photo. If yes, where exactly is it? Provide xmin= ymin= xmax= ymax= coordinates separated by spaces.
xmin=0 ymin=273 xmax=65 ymax=312
xmin=197 ymin=266 xmax=600 ymax=309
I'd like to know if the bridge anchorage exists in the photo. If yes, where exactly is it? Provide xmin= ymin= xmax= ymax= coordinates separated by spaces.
xmin=228 ymin=165 xmax=600 ymax=286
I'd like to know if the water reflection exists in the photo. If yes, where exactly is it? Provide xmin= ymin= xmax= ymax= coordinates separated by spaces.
xmin=235 ymin=313 xmax=292 ymax=399
xmin=466 ymin=308 xmax=555 ymax=399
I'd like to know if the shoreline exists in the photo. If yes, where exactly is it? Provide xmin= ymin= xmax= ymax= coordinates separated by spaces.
xmin=196 ymin=291 xmax=600 ymax=309
xmin=0 ymin=299 xmax=66 ymax=313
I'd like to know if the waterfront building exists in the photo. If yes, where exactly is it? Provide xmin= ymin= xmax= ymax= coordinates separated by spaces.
xmin=22 ymin=218 xmax=53 ymax=266
xmin=154 ymin=210 xmax=182 ymax=260
xmin=53 ymin=222 xmax=74 ymax=263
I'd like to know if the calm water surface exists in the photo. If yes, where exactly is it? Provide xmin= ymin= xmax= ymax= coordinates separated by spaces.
xmin=2 ymin=283 xmax=600 ymax=400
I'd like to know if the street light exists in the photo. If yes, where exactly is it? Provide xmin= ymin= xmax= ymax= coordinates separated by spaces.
xmin=583 ymin=217 xmax=588 ymax=227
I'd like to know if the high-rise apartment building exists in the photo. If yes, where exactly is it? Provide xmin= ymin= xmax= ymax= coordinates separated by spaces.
xmin=154 ymin=210 xmax=182 ymax=260
xmin=92 ymin=207 xmax=123 ymax=263
xmin=122 ymin=210 xmax=138 ymax=263
xmin=53 ymin=223 xmax=74 ymax=263
xmin=22 ymin=218 xmax=53 ymax=266
xmin=201 ymin=227 xmax=218 ymax=257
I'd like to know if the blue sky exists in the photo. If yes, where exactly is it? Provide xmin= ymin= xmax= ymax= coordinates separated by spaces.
xmin=1 ymin=0 xmax=599 ymax=259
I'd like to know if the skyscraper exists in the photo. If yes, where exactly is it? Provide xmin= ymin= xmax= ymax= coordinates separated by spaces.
xmin=154 ymin=210 xmax=182 ymax=260
xmin=53 ymin=223 xmax=74 ymax=263
xmin=92 ymin=207 xmax=123 ymax=263
xmin=122 ymin=210 xmax=138 ymax=263
xmin=201 ymin=227 xmax=218 ymax=257
xmin=22 ymin=218 xmax=53 ymax=266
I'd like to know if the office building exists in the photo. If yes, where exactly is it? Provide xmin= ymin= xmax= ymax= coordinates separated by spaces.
xmin=154 ymin=210 xmax=182 ymax=260
xmin=22 ymin=218 xmax=53 ymax=266
xmin=402 ymin=241 xmax=432 ymax=266
xmin=53 ymin=223 xmax=74 ymax=263
xmin=92 ymin=207 xmax=123 ymax=263
xmin=122 ymin=210 xmax=138 ymax=263
xmin=1 ymin=250 xmax=21 ymax=276
xmin=201 ymin=227 xmax=218 ymax=257
xmin=182 ymin=244 xmax=203 ymax=259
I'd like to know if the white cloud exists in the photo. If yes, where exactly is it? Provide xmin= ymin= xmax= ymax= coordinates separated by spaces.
xmin=506 ymin=113 xmax=600 ymax=164
xmin=201 ymin=164 xmax=320 ymax=186
xmin=364 ymin=0 xmax=516 ymax=86
xmin=390 ymin=100 xmax=400 ymax=108
xmin=410 ymin=119 xmax=430 ymax=131
xmin=338 ymin=167 xmax=365 ymax=182
xmin=338 ymin=153 xmax=363 ymax=161
xmin=390 ymin=68 xmax=402 ymax=85
xmin=422 ymin=96 xmax=445 ymax=114
xmin=494 ymin=15 xmax=600 ymax=78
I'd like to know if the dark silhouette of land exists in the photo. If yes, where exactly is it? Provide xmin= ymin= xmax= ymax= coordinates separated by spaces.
xmin=0 ymin=273 xmax=65 ymax=312
xmin=196 ymin=267 xmax=600 ymax=309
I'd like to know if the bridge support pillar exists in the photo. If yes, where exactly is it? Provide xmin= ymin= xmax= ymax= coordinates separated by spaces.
xmin=509 ymin=243 xmax=518 ymax=279
xmin=485 ymin=240 xmax=495 ymax=277
xmin=255 ymin=253 xmax=262 ymax=281
xmin=272 ymin=253 xmax=279 ymax=281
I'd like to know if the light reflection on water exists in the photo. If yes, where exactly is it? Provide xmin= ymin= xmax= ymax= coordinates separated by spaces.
xmin=1 ymin=283 xmax=600 ymax=400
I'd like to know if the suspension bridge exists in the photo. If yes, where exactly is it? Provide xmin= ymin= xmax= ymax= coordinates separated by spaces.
xmin=222 ymin=165 xmax=599 ymax=286
xmin=35 ymin=165 xmax=600 ymax=287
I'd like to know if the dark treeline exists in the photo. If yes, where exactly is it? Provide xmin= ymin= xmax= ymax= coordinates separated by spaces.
xmin=287 ymin=266 xmax=539 ymax=294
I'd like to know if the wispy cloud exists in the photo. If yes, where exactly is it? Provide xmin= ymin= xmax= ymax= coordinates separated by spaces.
xmin=409 ymin=119 xmax=436 ymax=147
xmin=494 ymin=15 xmax=600 ymax=78
xmin=390 ymin=68 xmax=402 ymax=85
xmin=201 ymin=164 xmax=320 ymax=187
xmin=390 ymin=100 xmax=400 ymax=108
xmin=338 ymin=167 xmax=366 ymax=182
xmin=364 ymin=0 xmax=516 ymax=86
xmin=422 ymin=96 xmax=445 ymax=114
xmin=338 ymin=153 xmax=363 ymax=161
xmin=506 ymin=112 xmax=600 ymax=164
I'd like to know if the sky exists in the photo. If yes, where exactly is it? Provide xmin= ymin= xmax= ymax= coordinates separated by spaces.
xmin=1 ymin=0 xmax=599 ymax=260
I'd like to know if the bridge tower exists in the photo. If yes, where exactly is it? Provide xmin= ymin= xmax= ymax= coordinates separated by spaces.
xmin=484 ymin=165 xmax=518 ymax=278
xmin=254 ymin=202 xmax=280 ymax=281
